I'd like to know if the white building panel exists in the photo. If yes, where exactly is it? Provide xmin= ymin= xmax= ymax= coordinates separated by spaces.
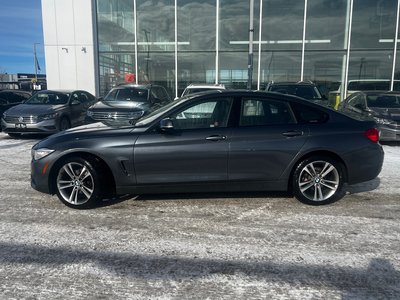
xmin=73 ymin=0 xmax=94 ymax=45
xmin=43 ymin=46 xmax=60 ymax=88
xmin=41 ymin=0 xmax=57 ymax=45
xmin=75 ymin=45 xmax=96 ymax=92
xmin=41 ymin=0 xmax=97 ymax=95
xmin=54 ymin=0 xmax=75 ymax=45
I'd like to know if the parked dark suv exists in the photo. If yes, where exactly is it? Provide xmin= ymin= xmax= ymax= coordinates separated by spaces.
xmin=265 ymin=81 xmax=328 ymax=106
xmin=86 ymin=84 xmax=172 ymax=123
xmin=0 ymin=90 xmax=31 ymax=118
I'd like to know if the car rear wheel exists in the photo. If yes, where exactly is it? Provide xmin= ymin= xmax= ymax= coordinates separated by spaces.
xmin=59 ymin=117 xmax=70 ymax=131
xmin=55 ymin=156 xmax=101 ymax=209
xmin=293 ymin=156 xmax=344 ymax=205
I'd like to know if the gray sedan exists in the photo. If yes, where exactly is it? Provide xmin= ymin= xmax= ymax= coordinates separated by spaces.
xmin=1 ymin=90 xmax=96 ymax=137
xmin=31 ymin=90 xmax=384 ymax=209
xmin=338 ymin=91 xmax=400 ymax=141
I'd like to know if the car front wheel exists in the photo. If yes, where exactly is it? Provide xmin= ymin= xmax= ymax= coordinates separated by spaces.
xmin=293 ymin=156 xmax=345 ymax=205
xmin=55 ymin=156 xmax=101 ymax=208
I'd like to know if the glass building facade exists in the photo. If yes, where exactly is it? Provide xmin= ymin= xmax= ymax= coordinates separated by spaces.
xmin=95 ymin=0 xmax=400 ymax=101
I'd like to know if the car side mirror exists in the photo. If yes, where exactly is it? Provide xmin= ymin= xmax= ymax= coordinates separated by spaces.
xmin=71 ymin=99 xmax=80 ymax=106
xmin=160 ymin=118 xmax=174 ymax=131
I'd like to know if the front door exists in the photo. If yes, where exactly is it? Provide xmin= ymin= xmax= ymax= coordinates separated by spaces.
xmin=134 ymin=97 xmax=233 ymax=184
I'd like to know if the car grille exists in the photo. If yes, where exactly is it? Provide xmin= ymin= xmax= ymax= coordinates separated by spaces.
xmin=91 ymin=112 xmax=140 ymax=121
xmin=4 ymin=116 xmax=37 ymax=124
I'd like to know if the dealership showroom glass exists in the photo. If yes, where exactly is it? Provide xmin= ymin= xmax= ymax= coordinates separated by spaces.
xmin=42 ymin=1 xmax=400 ymax=102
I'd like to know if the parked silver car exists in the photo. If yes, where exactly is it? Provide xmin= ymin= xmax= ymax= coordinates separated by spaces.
xmin=338 ymin=91 xmax=400 ymax=141
xmin=1 ymin=90 xmax=96 ymax=138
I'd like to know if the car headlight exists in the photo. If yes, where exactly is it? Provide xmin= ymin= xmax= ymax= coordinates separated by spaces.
xmin=31 ymin=148 xmax=55 ymax=160
xmin=374 ymin=117 xmax=395 ymax=125
xmin=129 ymin=110 xmax=145 ymax=120
xmin=38 ymin=112 xmax=59 ymax=121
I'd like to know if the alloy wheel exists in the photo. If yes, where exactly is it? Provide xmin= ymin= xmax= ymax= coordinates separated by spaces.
xmin=57 ymin=161 xmax=95 ymax=205
xmin=298 ymin=160 xmax=340 ymax=202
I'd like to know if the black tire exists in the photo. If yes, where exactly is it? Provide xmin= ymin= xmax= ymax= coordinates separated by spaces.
xmin=292 ymin=155 xmax=345 ymax=205
xmin=55 ymin=156 xmax=102 ymax=209
xmin=59 ymin=117 xmax=71 ymax=131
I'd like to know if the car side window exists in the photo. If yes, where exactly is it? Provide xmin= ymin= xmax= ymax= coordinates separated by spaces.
xmin=171 ymin=98 xmax=233 ymax=130
xmin=347 ymin=94 xmax=366 ymax=110
xmin=78 ymin=92 xmax=89 ymax=103
xmin=156 ymin=87 xmax=169 ymax=101
xmin=290 ymin=102 xmax=329 ymax=124
xmin=71 ymin=93 xmax=81 ymax=105
xmin=240 ymin=98 xmax=295 ymax=126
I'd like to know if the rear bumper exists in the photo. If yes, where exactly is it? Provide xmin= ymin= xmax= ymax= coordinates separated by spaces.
xmin=345 ymin=143 xmax=384 ymax=185
xmin=379 ymin=125 xmax=400 ymax=141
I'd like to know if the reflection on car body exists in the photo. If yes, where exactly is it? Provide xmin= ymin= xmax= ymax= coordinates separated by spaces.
xmin=31 ymin=90 xmax=384 ymax=209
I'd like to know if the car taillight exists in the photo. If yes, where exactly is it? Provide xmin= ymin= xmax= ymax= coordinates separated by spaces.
xmin=364 ymin=128 xmax=379 ymax=143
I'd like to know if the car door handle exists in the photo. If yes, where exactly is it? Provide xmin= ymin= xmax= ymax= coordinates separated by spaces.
xmin=282 ymin=130 xmax=304 ymax=137
xmin=206 ymin=135 xmax=227 ymax=141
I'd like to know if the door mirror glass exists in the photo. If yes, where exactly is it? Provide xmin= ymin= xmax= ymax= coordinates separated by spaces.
xmin=160 ymin=118 xmax=174 ymax=131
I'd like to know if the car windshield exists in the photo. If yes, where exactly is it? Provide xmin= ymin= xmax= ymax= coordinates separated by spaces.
xmin=367 ymin=94 xmax=400 ymax=108
xmin=104 ymin=88 xmax=149 ymax=102
xmin=25 ymin=92 xmax=70 ymax=105
xmin=135 ymin=98 xmax=186 ymax=127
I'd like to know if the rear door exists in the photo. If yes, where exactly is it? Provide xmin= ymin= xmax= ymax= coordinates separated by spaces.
xmin=228 ymin=96 xmax=309 ymax=181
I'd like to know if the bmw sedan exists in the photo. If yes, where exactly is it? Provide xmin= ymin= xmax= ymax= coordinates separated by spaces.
xmin=1 ymin=90 xmax=96 ymax=137
xmin=30 ymin=90 xmax=384 ymax=209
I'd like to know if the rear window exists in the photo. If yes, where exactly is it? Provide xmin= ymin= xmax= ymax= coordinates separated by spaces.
xmin=269 ymin=85 xmax=322 ymax=100
xmin=368 ymin=95 xmax=400 ymax=108
xmin=347 ymin=81 xmax=390 ymax=91
xmin=290 ymin=102 xmax=329 ymax=124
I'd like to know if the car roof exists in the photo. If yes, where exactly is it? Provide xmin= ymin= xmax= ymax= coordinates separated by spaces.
xmin=184 ymin=89 xmax=323 ymax=104
xmin=267 ymin=81 xmax=316 ymax=86
xmin=36 ymin=90 xmax=75 ymax=94
xmin=185 ymin=83 xmax=225 ymax=89
xmin=114 ymin=84 xmax=157 ymax=89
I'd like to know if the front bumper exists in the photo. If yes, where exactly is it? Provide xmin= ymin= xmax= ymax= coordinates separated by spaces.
xmin=1 ymin=118 xmax=58 ymax=134
xmin=31 ymin=155 xmax=55 ymax=194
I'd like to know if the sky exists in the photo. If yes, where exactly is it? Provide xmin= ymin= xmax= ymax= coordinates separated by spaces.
xmin=0 ymin=0 xmax=45 ymax=75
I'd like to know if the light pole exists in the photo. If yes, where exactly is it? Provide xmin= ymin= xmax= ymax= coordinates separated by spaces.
xmin=33 ymin=42 xmax=40 ymax=83
xmin=143 ymin=29 xmax=150 ymax=82
xmin=247 ymin=0 xmax=254 ymax=90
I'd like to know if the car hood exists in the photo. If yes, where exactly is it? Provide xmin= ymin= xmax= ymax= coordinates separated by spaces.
xmin=370 ymin=107 xmax=400 ymax=121
xmin=90 ymin=100 xmax=149 ymax=111
xmin=4 ymin=104 xmax=65 ymax=116
xmin=34 ymin=121 xmax=142 ymax=150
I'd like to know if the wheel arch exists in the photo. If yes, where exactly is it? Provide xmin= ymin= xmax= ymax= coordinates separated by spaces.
xmin=287 ymin=150 xmax=348 ymax=192
xmin=48 ymin=151 xmax=116 ymax=196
